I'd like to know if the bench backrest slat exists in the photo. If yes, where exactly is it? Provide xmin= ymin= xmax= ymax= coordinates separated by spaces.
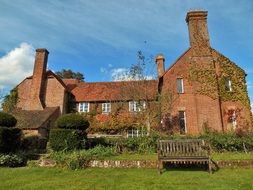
xmin=158 ymin=139 xmax=208 ymax=157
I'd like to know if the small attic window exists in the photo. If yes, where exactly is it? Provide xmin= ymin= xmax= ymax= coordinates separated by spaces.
xmin=176 ymin=78 xmax=184 ymax=93
xmin=225 ymin=78 xmax=232 ymax=92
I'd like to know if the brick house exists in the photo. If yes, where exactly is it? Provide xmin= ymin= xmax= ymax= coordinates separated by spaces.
xmin=15 ymin=10 xmax=252 ymax=136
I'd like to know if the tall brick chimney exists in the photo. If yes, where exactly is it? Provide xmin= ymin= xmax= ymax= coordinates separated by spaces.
xmin=186 ymin=10 xmax=211 ymax=56
xmin=155 ymin=54 xmax=165 ymax=78
xmin=28 ymin=48 xmax=49 ymax=110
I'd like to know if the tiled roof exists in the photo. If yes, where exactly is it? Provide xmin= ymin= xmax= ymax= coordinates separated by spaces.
xmin=62 ymin=79 xmax=81 ymax=91
xmin=12 ymin=107 xmax=59 ymax=129
xmin=70 ymin=80 xmax=158 ymax=102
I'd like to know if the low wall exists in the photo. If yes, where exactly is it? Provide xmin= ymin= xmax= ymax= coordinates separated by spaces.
xmin=88 ymin=160 xmax=157 ymax=168
xmin=87 ymin=160 xmax=253 ymax=169
xmin=38 ymin=159 xmax=253 ymax=169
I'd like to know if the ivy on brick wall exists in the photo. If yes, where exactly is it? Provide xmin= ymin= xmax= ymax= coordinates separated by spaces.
xmin=188 ymin=52 xmax=251 ymax=109
xmin=217 ymin=54 xmax=250 ymax=108
xmin=188 ymin=59 xmax=218 ymax=99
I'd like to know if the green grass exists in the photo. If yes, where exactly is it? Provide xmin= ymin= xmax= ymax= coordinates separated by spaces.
xmin=212 ymin=152 xmax=253 ymax=160
xmin=0 ymin=167 xmax=253 ymax=190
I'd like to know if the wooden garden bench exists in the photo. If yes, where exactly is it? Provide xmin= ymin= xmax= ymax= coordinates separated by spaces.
xmin=157 ymin=139 xmax=211 ymax=173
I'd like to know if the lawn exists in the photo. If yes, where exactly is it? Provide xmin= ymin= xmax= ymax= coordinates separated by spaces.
xmin=1 ymin=167 xmax=253 ymax=190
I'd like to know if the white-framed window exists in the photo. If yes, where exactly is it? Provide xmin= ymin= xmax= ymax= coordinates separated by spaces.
xmin=78 ymin=102 xmax=89 ymax=113
xmin=129 ymin=101 xmax=146 ymax=112
xmin=102 ymin=102 xmax=111 ymax=114
xmin=225 ymin=78 xmax=232 ymax=92
xmin=178 ymin=111 xmax=186 ymax=134
xmin=176 ymin=78 xmax=184 ymax=93
xmin=127 ymin=128 xmax=148 ymax=138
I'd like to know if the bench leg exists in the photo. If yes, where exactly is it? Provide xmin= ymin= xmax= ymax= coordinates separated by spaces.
xmin=158 ymin=160 xmax=163 ymax=174
xmin=208 ymin=160 xmax=212 ymax=174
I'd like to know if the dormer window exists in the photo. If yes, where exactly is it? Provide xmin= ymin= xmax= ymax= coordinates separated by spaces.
xmin=225 ymin=78 xmax=232 ymax=92
xmin=176 ymin=78 xmax=184 ymax=93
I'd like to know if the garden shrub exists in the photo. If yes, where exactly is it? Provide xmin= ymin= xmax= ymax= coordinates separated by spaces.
xmin=56 ymin=113 xmax=89 ymax=130
xmin=50 ymin=146 xmax=117 ymax=169
xmin=0 ymin=127 xmax=22 ymax=153
xmin=49 ymin=129 xmax=86 ymax=151
xmin=87 ymin=133 xmax=159 ymax=154
xmin=0 ymin=112 xmax=17 ymax=127
xmin=0 ymin=153 xmax=26 ymax=167
xmin=21 ymin=136 xmax=48 ymax=151
xmin=201 ymin=131 xmax=253 ymax=152
xmin=85 ymin=145 xmax=117 ymax=158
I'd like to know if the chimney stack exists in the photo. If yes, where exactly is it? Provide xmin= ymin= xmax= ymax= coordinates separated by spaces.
xmin=186 ymin=10 xmax=211 ymax=56
xmin=28 ymin=48 xmax=49 ymax=110
xmin=155 ymin=54 xmax=165 ymax=78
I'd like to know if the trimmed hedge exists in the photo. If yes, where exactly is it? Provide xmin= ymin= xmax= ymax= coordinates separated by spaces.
xmin=0 ymin=112 xmax=17 ymax=127
xmin=87 ymin=131 xmax=253 ymax=153
xmin=56 ymin=113 xmax=89 ymax=130
xmin=21 ymin=136 xmax=48 ymax=151
xmin=202 ymin=132 xmax=253 ymax=152
xmin=87 ymin=135 xmax=159 ymax=154
xmin=49 ymin=129 xmax=86 ymax=151
xmin=0 ymin=127 xmax=22 ymax=153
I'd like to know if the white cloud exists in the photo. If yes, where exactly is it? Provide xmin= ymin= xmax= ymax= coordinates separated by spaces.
xmin=0 ymin=43 xmax=34 ymax=89
xmin=111 ymin=68 xmax=130 ymax=81
xmin=100 ymin=67 xmax=108 ymax=74
xmin=111 ymin=68 xmax=154 ymax=81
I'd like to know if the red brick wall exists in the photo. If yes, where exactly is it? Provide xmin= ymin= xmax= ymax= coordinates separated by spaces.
xmin=17 ymin=77 xmax=67 ymax=114
xmin=44 ymin=78 xmax=67 ymax=114
xmin=160 ymin=49 xmax=224 ymax=134
xmin=17 ymin=78 xmax=31 ymax=110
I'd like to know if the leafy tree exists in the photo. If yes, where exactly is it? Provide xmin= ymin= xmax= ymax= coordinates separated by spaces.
xmin=1 ymin=88 xmax=18 ymax=113
xmin=56 ymin=69 xmax=84 ymax=81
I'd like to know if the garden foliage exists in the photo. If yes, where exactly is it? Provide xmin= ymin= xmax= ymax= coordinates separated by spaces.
xmin=0 ymin=112 xmax=17 ymax=127
xmin=49 ymin=129 xmax=86 ymax=151
xmin=0 ymin=112 xmax=21 ymax=154
xmin=56 ymin=113 xmax=89 ymax=130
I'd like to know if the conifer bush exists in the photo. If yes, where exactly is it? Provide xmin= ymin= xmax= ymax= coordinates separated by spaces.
xmin=56 ymin=113 xmax=89 ymax=130
xmin=0 ymin=112 xmax=17 ymax=128
xmin=0 ymin=112 xmax=21 ymax=153
xmin=49 ymin=114 xmax=89 ymax=151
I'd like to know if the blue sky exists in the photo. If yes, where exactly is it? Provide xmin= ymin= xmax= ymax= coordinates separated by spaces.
xmin=0 ymin=0 xmax=253 ymax=107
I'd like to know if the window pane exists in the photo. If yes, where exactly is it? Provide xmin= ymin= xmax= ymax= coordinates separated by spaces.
xmin=176 ymin=78 xmax=183 ymax=93
xmin=79 ymin=102 xmax=89 ymax=112
xmin=102 ymin=103 xmax=111 ymax=113
xmin=129 ymin=101 xmax=146 ymax=112
xmin=225 ymin=78 xmax=232 ymax=91
xmin=178 ymin=111 xmax=186 ymax=134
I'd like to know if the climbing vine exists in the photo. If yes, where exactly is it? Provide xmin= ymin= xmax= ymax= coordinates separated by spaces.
xmin=188 ymin=58 xmax=218 ymax=99
xmin=188 ymin=52 xmax=251 ymax=110
xmin=217 ymin=54 xmax=250 ymax=108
